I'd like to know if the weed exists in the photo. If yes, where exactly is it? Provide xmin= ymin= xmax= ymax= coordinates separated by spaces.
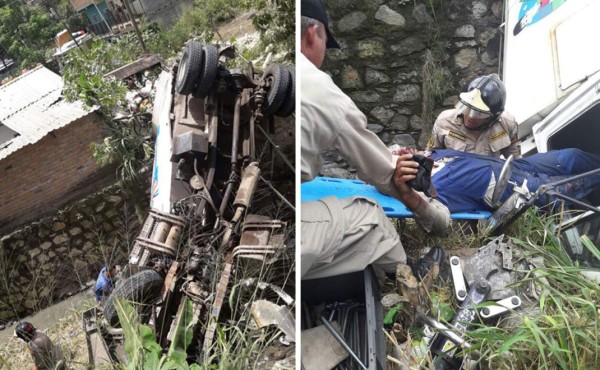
xmin=420 ymin=47 xmax=452 ymax=139
xmin=390 ymin=209 xmax=600 ymax=369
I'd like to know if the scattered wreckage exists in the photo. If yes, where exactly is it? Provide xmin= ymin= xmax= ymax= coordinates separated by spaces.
xmin=301 ymin=150 xmax=600 ymax=369
xmin=300 ymin=235 xmax=543 ymax=370
xmin=83 ymin=41 xmax=295 ymax=366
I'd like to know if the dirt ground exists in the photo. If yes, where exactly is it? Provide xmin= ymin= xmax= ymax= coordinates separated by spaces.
xmin=0 ymin=290 xmax=96 ymax=369
xmin=215 ymin=10 xmax=257 ymax=42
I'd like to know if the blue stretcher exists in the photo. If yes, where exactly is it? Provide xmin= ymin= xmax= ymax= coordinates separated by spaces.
xmin=301 ymin=177 xmax=491 ymax=220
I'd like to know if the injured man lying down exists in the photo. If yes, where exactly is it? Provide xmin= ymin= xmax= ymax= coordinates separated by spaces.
xmin=415 ymin=148 xmax=600 ymax=213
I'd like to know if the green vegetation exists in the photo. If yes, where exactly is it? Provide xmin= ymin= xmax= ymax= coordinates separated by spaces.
xmin=420 ymin=48 xmax=452 ymax=134
xmin=241 ymin=0 xmax=295 ymax=59
xmin=140 ymin=0 xmax=294 ymax=64
xmin=390 ymin=209 xmax=600 ymax=369
xmin=465 ymin=214 xmax=600 ymax=369
xmin=0 ymin=0 xmax=86 ymax=70
xmin=90 ymin=117 xmax=154 ymax=186
xmin=0 ymin=1 xmax=61 ymax=68
xmin=115 ymin=298 xmax=202 ymax=369
xmin=140 ymin=0 xmax=237 ymax=58
xmin=61 ymin=39 xmax=132 ymax=112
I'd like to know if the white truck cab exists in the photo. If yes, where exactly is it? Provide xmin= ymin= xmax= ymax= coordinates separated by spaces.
xmin=502 ymin=0 xmax=600 ymax=265
xmin=503 ymin=0 xmax=600 ymax=155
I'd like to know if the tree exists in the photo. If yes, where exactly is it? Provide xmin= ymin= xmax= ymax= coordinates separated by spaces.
xmin=0 ymin=1 xmax=62 ymax=68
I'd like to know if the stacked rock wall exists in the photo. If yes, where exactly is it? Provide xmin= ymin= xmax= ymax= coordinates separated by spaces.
xmin=320 ymin=0 xmax=503 ymax=176
xmin=0 ymin=184 xmax=148 ymax=323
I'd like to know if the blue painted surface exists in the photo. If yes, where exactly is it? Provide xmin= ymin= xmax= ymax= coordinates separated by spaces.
xmin=85 ymin=2 xmax=111 ymax=28
xmin=301 ymin=177 xmax=491 ymax=220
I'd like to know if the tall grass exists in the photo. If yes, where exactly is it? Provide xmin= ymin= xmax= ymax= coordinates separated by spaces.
xmin=459 ymin=211 xmax=600 ymax=369
xmin=401 ymin=209 xmax=600 ymax=369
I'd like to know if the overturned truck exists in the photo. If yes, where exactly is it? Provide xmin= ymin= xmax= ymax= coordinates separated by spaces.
xmin=83 ymin=42 xmax=296 ymax=366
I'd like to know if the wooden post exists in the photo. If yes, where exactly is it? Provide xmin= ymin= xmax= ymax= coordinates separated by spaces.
xmin=122 ymin=0 xmax=148 ymax=55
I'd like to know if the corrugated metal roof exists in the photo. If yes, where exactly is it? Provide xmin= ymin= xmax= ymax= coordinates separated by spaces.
xmin=0 ymin=66 xmax=98 ymax=161
xmin=0 ymin=66 xmax=64 ymax=121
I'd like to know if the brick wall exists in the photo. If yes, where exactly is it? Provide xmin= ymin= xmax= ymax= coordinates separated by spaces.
xmin=0 ymin=113 xmax=116 ymax=233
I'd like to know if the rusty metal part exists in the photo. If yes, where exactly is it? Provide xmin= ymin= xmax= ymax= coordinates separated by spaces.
xmin=239 ymin=278 xmax=294 ymax=306
xmin=161 ymin=261 xmax=179 ymax=300
xmin=259 ymin=175 xmax=294 ymax=211
xmin=202 ymin=253 xmax=234 ymax=354
xmin=233 ymin=215 xmax=285 ymax=261
xmin=233 ymin=162 xmax=260 ymax=208
xmin=256 ymin=123 xmax=294 ymax=174
xmin=462 ymin=236 xmax=516 ymax=300
xmin=233 ymin=245 xmax=280 ymax=261
xmin=129 ymin=211 xmax=186 ymax=266
xmin=165 ymin=293 xmax=204 ymax=344
xmin=219 ymin=94 xmax=243 ymax=216
xmin=250 ymin=300 xmax=295 ymax=340
xmin=241 ymin=215 xmax=284 ymax=243
xmin=220 ymin=163 xmax=262 ymax=248
xmin=164 ymin=224 xmax=182 ymax=250
xmin=153 ymin=221 xmax=170 ymax=243
xmin=136 ymin=237 xmax=178 ymax=256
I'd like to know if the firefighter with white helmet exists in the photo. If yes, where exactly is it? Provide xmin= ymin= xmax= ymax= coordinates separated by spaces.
xmin=427 ymin=74 xmax=521 ymax=158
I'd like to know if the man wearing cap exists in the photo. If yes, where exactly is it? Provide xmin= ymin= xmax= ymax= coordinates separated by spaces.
xmin=300 ymin=0 xmax=450 ymax=280
xmin=426 ymin=74 xmax=521 ymax=158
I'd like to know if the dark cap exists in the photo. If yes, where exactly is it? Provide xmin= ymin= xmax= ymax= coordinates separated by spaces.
xmin=301 ymin=0 xmax=340 ymax=49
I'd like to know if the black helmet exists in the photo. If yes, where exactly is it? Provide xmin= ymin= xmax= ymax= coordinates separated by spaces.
xmin=457 ymin=74 xmax=506 ymax=126
xmin=15 ymin=322 xmax=36 ymax=342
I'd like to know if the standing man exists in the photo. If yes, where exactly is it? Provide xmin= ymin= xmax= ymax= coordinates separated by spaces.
xmin=300 ymin=0 xmax=450 ymax=280
xmin=426 ymin=74 xmax=521 ymax=158
xmin=14 ymin=322 xmax=66 ymax=370
xmin=94 ymin=265 xmax=117 ymax=303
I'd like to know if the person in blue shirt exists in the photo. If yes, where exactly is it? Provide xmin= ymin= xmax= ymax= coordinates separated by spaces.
xmin=94 ymin=265 xmax=117 ymax=303
xmin=424 ymin=148 xmax=600 ymax=213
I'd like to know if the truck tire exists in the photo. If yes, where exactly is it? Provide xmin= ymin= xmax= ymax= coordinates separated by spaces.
xmin=193 ymin=44 xmax=219 ymax=99
xmin=276 ymin=66 xmax=295 ymax=117
xmin=176 ymin=41 xmax=204 ymax=95
xmin=103 ymin=269 xmax=164 ymax=327
xmin=262 ymin=63 xmax=290 ymax=116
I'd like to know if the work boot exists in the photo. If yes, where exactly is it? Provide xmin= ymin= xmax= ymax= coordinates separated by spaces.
xmin=412 ymin=246 xmax=445 ymax=282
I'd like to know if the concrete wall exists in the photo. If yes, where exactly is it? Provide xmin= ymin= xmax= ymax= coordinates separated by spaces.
xmin=0 ymin=114 xmax=116 ymax=234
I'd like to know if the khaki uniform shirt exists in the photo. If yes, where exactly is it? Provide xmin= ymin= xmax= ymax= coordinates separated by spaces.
xmin=300 ymin=53 xmax=450 ymax=232
xmin=427 ymin=109 xmax=521 ymax=158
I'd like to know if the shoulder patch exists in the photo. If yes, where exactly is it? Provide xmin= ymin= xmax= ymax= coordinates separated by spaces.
xmin=448 ymin=130 xmax=467 ymax=142
xmin=490 ymin=131 xmax=508 ymax=142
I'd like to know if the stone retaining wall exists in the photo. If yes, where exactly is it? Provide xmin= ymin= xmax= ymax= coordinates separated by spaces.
xmin=321 ymin=0 xmax=503 ymax=176
xmin=0 ymin=183 xmax=148 ymax=323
